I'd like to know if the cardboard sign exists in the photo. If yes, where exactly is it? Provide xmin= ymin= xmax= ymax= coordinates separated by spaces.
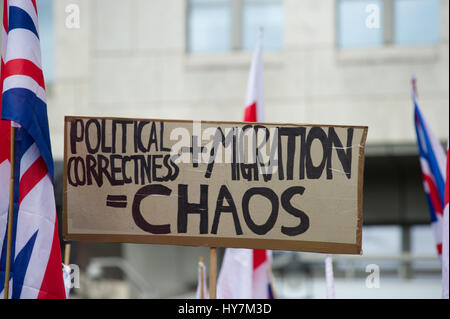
xmin=63 ymin=116 xmax=368 ymax=254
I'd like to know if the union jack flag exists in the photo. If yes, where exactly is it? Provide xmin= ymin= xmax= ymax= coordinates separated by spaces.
xmin=0 ymin=0 xmax=66 ymax=298
xmin=413 ymin=80 xmax=447 ymax=257
xmin=443 ymin=142 xmax=449 ymax=298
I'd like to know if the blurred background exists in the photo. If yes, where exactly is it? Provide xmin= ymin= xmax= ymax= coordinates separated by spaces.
xmin=3 ymin=0 xmax=448 ymax=298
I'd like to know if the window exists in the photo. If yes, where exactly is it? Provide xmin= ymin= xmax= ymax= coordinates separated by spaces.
xmin=411 ymin=225 xmax=440 ymax=271
xmin=188 ymin=0 xmax=232 ymax=53
xmin=242 ymin=0 xmax=283 ymax=51
xmin=335 ymin=225 xmax=403 ymax=272
xmin=394 ymin=0 xmax=440 ymax=45
xmin=338 ymin=0 xmax=384 ymax=48
xmin=187 ymin=0 xmax=283 ymax=53
xmin=37 ymin=0 xmax=54 ymax=84
xmin=337 ymin=0 xmax=440 ymax=48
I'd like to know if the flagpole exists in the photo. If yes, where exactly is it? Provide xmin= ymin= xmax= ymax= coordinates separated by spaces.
xmin=412 ymin=74 xmax=418 ymax=96
xmin=64 ymin=243 xmax=71 ymax=265
xmin=209 ymin=247 xmax=217 ymax=299
xmin=3 ymin=126 xmax=16 ymax=299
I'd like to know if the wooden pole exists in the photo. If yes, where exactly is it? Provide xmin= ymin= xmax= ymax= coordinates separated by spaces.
xmin=3 ymin=126 xmax=15 ymax=299
xmin=209 ymin=247 xmax=217 ymax=299
xmin=199 ymin=256 xmax=205 ymax=299
xmin=64 ymin=243 xmax=71 ymax=265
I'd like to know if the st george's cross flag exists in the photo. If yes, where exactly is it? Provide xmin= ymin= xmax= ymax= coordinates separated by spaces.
xmin=217 ymin=29 xmax=275 ymax=299
xmin=0 ymin=0 xmax=66 ymax=298
xmin=243 ymin=29 xmax=264 ymax=123
xmin=217 ymin=248 xmax=274 ymax=299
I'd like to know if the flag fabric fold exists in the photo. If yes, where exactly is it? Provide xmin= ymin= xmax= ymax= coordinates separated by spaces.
xmin=0 ymin=0 xmax=66 ymax=299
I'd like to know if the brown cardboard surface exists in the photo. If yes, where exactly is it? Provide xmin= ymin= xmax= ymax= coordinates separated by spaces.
xmin=63 ymin=116 xmax=368 ymax=254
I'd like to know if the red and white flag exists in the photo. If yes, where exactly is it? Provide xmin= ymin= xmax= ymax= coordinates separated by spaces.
xmin=442 ymin=140 xmax=449 ymax=299
xmin=217 ymin=248 xmax=273 ymax=299
xmin=243 ymin=29 xmax=264 ymax=123
xmin=217 ymin=30 xmax=274 ymax=299
xmin=195 ymin=257 xmax=208 ymax=299
xmin=0 ymin=0 xmax=66 ymax=298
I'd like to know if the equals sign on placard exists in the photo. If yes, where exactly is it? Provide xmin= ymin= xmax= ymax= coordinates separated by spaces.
xmin=106 ymin=195 xmax=127 ymax=208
